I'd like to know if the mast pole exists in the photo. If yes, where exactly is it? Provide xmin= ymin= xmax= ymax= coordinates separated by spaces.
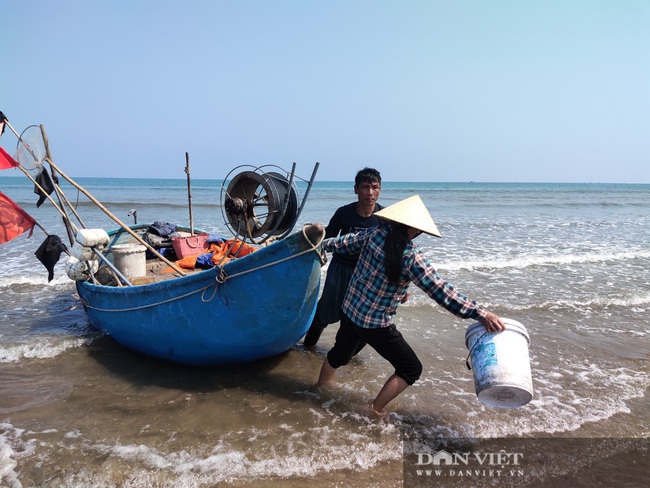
xmin=185 ymin=152 xmax=194 ymax=236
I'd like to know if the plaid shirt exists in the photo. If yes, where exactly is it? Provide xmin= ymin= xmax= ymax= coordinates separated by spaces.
xmin=322 ymin=225 xmax=487 ymax=329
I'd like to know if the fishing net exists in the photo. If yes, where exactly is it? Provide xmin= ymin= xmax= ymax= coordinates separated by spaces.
xmin=14 ymin=125 xmax=46 ymax=176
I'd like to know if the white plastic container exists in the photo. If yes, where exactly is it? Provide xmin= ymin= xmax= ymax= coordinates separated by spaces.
xmin=111 ymin=244 xmax=147 ymax=279
xmin=465 ymin=318 xmax=533 ymax=408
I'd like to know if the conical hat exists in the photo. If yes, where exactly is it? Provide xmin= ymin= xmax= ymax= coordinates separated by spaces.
xmin=375 ymin=195 xmax=442 ymax=238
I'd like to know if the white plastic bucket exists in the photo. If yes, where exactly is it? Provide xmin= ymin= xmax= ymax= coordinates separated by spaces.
xmin=465 ymin=318 xmax=533 ymax=408
xmin=111 ymin=244 xmax=146 ymax=279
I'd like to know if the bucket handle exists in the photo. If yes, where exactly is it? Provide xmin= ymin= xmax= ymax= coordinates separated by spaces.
xmin=465 ymin=331 xmax=488 ymax=370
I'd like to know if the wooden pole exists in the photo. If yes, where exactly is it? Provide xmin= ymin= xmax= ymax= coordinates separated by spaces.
xmin=40 ymin=125 xmax=86 ymax=228
xmin=40 ymin=124 xmax=77 ymax=245
xmin=17 ymin=165 xmax=80 ymax=234
xmin=184 ymin=152 xmax=194 ymax=236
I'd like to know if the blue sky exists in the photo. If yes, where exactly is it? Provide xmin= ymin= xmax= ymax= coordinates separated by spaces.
xmin=1 ymin=0 xmax=648 ymax=183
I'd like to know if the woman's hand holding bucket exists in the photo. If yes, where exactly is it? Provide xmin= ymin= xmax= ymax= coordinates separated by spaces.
xmin=479 ymin=311 xmax=505 ymax=333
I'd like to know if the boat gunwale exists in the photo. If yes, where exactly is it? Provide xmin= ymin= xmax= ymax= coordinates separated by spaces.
xmin=78 ymin=224 xmax=324 ymax=299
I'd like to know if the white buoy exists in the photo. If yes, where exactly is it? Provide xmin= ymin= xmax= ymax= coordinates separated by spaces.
xmin=75 ymin=228 xmax=110 ymax=249
xmin=66 ymin=257 xmax=99 ymax=281
xmin=70 ymin=241 xmax=95 ymax=262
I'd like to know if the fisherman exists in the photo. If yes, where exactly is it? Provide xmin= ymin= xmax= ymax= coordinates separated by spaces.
xmin=316 ymin=195 xmax=504 ymax=417
xmin=303 ymin=167 xmax=384 ymax=348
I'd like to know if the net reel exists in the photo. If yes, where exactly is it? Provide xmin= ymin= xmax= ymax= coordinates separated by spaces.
xmin=220 ymin=163 xmax=319 ymax=244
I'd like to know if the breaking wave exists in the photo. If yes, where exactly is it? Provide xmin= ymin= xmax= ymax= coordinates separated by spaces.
xmin=440 ymin=249 xmax=650 ymax=272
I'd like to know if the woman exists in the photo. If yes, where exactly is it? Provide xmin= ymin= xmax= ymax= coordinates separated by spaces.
xmin=317 ymin=195 xmax=504 ymax=417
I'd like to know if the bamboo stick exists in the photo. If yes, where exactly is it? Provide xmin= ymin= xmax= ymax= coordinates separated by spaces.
xmin=40 ymin=124 xmax=76 ymax=245
xmin=185 ymin=152 xmax=194 ymax=236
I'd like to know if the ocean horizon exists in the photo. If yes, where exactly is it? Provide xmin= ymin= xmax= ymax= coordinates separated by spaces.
xmin=2 ymin=172 xmax=650 ymax=185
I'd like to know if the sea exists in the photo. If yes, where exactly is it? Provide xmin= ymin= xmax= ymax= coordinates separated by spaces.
xmin=0 ymin=170 xmax=648 ymax=488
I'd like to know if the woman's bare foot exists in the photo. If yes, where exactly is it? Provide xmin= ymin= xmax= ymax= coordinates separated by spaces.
xmin=368 ymin=403 xmax=388 ymax=419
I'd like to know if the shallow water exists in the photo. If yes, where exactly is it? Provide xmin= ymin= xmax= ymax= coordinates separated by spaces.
xmin=1 ymin=176 xmax=648 ymax=486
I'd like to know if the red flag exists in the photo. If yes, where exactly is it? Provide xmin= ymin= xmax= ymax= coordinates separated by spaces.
xmin=0 ymin=192 xmax=36 ymax=244
xmin=0 ymin=146 xmax=20 ymax=170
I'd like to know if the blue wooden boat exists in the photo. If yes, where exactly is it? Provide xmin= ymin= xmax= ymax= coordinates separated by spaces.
xmin=2 ymin=120 xmax=325 ymax=366
xmin=75 ymin=223 xmax=325 ymax=366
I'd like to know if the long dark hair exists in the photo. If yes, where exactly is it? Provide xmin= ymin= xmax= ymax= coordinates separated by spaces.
xmin=384 ymin=222 xmax=410 ymax=284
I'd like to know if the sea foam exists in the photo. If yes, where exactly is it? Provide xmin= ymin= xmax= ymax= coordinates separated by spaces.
xmin=0 ymin=337 xmax=92 ymax=363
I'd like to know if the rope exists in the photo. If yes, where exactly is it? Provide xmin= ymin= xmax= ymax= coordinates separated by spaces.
xmin=465 ymin=330 xmax=488 ymax=370
xmin=213 ymin=225 xmax=324 ymax=283
xmin=79 ymin=225 xmax=325 ymax=313
xmin=79 ymin=283 xmax=216 ymax=312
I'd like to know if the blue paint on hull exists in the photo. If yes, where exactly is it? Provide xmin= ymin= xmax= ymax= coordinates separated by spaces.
xmin=76 ymin=230 xmax=322 ymax=365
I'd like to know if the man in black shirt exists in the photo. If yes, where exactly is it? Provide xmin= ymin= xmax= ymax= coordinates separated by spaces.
xmin=303 ymin=167 xmax=383 ymax=347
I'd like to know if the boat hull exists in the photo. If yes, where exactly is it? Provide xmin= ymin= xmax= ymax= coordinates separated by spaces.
xmin=76 ymin=226 xmax=323 ymax=365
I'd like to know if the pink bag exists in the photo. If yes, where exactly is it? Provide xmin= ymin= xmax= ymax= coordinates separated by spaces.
xmin=172 ymin=234 xmax=209 ymax=259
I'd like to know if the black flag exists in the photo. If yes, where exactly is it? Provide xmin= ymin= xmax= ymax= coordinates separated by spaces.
xmin=35 ymin=235 xmax=67 ymax=282
xmin=34 ymin=168 xmax=59 ymax=208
